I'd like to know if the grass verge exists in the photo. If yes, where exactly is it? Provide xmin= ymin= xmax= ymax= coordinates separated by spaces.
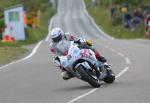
xmin=0 ymin=46 xmax=27 ymax=64
xmin=0 ymin=0 xmax=56 ymax=65
xmin=84 ymin=0 xmax=148 ymax=39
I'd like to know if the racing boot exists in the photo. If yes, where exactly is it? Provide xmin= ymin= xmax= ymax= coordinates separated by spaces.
xmin=94 ymin=50 xmax=110 ymax=69
xmin=98 ymin=56 xmax=107 ymax=63
xmin=97 ymin=57 xmax=110 ymax=69
xmin=61 ymin=71 xmax=74 ymax=80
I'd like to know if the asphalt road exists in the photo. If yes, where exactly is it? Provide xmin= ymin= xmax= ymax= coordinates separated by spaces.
xmin=0 ymin=0 xmax=150 ymax=103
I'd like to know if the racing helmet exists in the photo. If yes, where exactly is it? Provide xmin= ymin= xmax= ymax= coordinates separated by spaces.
xmin=50 ymin=27 xmax=64 ymax=42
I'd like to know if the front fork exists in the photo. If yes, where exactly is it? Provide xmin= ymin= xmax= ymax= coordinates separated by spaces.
xmin=97 ymin=61 xmax=110 ymax=80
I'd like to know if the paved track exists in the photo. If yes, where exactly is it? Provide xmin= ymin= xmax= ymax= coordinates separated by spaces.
xmin=1 ymin=0 xmax=150 ymax=103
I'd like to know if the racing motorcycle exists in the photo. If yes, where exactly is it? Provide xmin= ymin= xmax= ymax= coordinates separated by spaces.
xmin=54 ymin=41 xmax=115 ymax=88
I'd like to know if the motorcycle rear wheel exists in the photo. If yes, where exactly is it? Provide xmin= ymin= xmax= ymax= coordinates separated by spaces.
xmin=76 ymin=65 xmax=101 ymax=88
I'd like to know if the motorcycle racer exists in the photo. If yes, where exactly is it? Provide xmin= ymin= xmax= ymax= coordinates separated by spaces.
xmin=49 ymin=27 xmax=107 ymax=80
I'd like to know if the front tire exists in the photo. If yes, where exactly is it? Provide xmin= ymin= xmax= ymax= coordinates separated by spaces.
xmin=76 ymin=65 xmax=101 ymax=88
xmin=103 ymin=68 xmax=115 ymax=83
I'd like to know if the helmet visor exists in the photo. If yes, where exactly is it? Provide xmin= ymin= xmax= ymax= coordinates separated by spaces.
xmin=52 ymin=34 xmax=62 ymax=42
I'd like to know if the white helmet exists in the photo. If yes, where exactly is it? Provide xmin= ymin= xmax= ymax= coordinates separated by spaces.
xmin=50 ymin=27 xmax=64 ymax=42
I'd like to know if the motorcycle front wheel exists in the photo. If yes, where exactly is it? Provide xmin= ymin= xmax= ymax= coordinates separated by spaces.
xmin=76 ymin=65 xmax=101 ymax=88
xmin=103 ymin=68 xmax=115 ymax=83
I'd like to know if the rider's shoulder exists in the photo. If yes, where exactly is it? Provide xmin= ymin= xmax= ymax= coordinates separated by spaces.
xmin=50 ymin=42 xmax=55 ymax=47
xmin=64 ymin=32 xmax=70 ymax=35
xmin=63 ymin=32 xmax=71 ymax=37
xmin=63 ymin=32 xmax=71 ymax=39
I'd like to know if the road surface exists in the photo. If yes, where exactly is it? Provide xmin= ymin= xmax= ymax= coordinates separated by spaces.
xmin=0 ymin=0 xmax=150 ymax=103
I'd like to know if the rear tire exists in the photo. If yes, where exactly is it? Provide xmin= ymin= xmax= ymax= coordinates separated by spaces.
xmin=76 ymin=65 xmax=101 ymax=88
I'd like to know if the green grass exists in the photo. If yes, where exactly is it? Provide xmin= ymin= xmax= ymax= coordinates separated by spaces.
xmin=0 ymin=0 xmax=56 ymax=65
xmin=0 ymin=0 xmax=20 ymax=15
xmin=0 ymin=42 xmax=26 ymax=64
xmin=1 ymin=0 xmax=55 ymax=44
xmin=84 ymin=0 xmax=147 ymax=39
xmin=0 ymin=42 xmax=20 ymax=47
xmin=0 ymin=46 xmax=26 ymax=64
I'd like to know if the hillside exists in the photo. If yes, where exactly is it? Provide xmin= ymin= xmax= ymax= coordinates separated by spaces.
xmin=85 ymin=0 xmax=150 ymax=39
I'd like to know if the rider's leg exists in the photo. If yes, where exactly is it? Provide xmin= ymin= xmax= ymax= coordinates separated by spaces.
xmin=94 ymin=49 xmax=107 ymax=63
xmin=55 ymin=56 xmax=74 ymax=80
xmin=60 ymin=66 xmax=74 ymax=80
xmin=61 ymin=71 xmax=70 ymax=80
xmin=82 ymin=45 xmax=107 ymax=63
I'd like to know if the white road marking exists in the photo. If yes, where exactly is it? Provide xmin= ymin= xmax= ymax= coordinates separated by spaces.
xmin=67 ymin=88 xmax=98 ymax=103
xmin=118 ymin=52 xmax=125 ymax=57
xmin=125 ymin=57 xmax=131 ymax=64
xmin=136 ymin=39 xmax=149 ymax=41
xmin=116 ymin=67 xmax=129 ymax=78
xmin=109 ymin=48 xmax=116 ymax=52
xmin=81 ymin=0 xmax=114 ymax=40
xmin=0 ymin=41 xmax=43 ymax=70
xmin=66 ymin=66 xmax=129 ymax=103
xmin=104 ymin=45 xmax=109 ymax=49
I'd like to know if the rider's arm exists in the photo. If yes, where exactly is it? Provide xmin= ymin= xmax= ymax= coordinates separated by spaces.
xmin=64 ymin=33 xmax=92 ymax=46
xmin=50 ymin=43 xmax=65 ymax=56
xmin=50 ymin=43 xmax=57 ymax=55
xmin=64 ymin=33 xmax=80 ymax=41
xmin=64 ymin=33 xmax=86 ymax=45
